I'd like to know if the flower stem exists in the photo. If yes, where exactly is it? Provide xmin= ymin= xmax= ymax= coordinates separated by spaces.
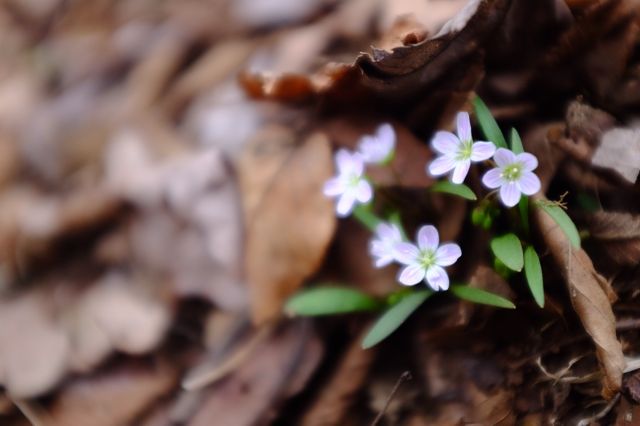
xmin=352 ymin=204 xmax=381 ymax=232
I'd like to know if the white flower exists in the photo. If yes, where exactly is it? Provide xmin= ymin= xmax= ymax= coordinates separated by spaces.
xmin=323 ymin=149 xmax=373 ymax=217
xmin=428 ymin=111 xmax=496 ymax=184
xmin=482 ymin=148 xmax=541 ymax=207
xmin=369 ymin=222 xmax=403 ymax=268
xmin=394 ymin=225 xmax=461 ymax=291
xmin=357 ymin=123 xmax=396 ymax=164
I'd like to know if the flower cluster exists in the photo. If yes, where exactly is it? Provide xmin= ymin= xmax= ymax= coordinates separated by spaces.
xmin=370 ymin=222 xmax=461 ymax=291
xmin=428 ymin=111 xmax=541 ymax=207
xmin=323 ymin=124 xmax=396 ymax=216
xmin=322 ymin=110 xmax=541 ymax=292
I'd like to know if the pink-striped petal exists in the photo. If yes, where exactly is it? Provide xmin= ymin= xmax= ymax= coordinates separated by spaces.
xmin=518 ymin=171 xmax=541 ymax=195
xmin=398 ymin=264 xmax=426 ymax=286
xmin=493 ymin=148 xmax=516 ymax=167
xmin=323 ymin=177 xmax=345 ymax=196
xmin=451 ymin=159 xmax=471 ymax=184
xmin=456 ymin=111 xmax=472 ymax=142
xmin=336 ymin=192 xmax=356 ymax=216
xmin=394 ymin=242 xmax=420 ymax=265
xmin=482 ymin=168 xmax=503 ymax=189
xmin=417 ymin=225 xmax=439 ymax=251
xmin=426 ymin=265 xmax=450 ymax=291
xmin=431 ymin=131 xmax=460 ymax=155
xmin=435 ymin=243 xmax=462 ymax=266
xmin=517 ymin=152 xmax=538 ymax=172
xmin=499 ymin=181 xmax=521 ymax=207
xmin=354 ymin=180 xmax=373 ymax=203
xmin=470 ymin=141 xmax=496 ymax=162
xmin=428 ymin=155 xmax=456 ymax=176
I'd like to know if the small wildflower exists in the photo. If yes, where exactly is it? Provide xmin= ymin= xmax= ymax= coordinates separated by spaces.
xmin=369 ymin=222 xmax=403 ymax=268
xmin=428 ymin=111 xmax=496 ymax=184
xmin=323 ymin=149 xmax=373 ymax=217
xmin=357 ymin=123 xmax=396 ymax=164
xmin=482 ymin=148 xmax=541 ymax=207
xmin=394 ymin=225 xmax=461 ymax=291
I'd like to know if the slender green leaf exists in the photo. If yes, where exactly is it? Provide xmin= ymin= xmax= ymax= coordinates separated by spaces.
xmin=431 ymin=181 xmax=477 ymax=201
xmin=490 ymin=233 xmax=524 ymax=271
xmin=524 ymin=246 xmax=544 ymax=307
xmin=473 ymin=97 xmax=507 ymax=149
xmin=362 ymin=290 xmax=432 ymax=349
xmin=353 ymin=204 xmax=381 ymax=232
xmin=538 ymin=203 xmax=581 ymax=248
xmin=519 ymin=196 xmax=530 ymax=236
xmin=510 ymin=128 xmax=524 ymax=154
xmin=286 ymin=286 xmax=380 ymax=316
xmin=450 ymin=285 xmax=516 ymax=309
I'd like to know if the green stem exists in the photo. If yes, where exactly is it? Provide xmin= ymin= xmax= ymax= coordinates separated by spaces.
xmin=352 ymin=204 xmax=382 ymax=232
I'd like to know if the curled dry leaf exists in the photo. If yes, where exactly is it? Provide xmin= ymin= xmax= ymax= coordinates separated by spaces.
xmin=592 ymin=127 xmax=640 ymax=184
xmin=532 ymin=193 xmax=625 ymax=399
xmin=582 ymin=211 xmax=640 ymax=267
xmin=239 ymin=128 xmax=336 ymax=323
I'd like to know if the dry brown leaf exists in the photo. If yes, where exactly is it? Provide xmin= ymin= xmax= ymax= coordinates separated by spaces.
xmin=188 ymin=321 xmax=323 ymax=426
xmin=48 ymin=360 xmax=178 ymax=426
xmin=593 ymin=128 xmax=640 ymax=183
xmin=583 ymin=211 xmax=640 ymax=267
xmin=532 ymin=193 xmax=625 ymax=399
xmin=239 ymin=129 xmax=336 ymax=324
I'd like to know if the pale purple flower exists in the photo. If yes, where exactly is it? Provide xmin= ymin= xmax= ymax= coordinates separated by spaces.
xmin=323 ymin=149 xmax=373 ymax=217
xmin=357 ymin=123 xmax=396 ymax=164
xmin=369 ymin=222 xmax=403 ymax=268
xmin=428 ymin=111 xmax=496 ymax=184
xmin=482 ymin=148 xmax=541 ymax=207
xmin=394 ymin=225 xmax=462 ymax=291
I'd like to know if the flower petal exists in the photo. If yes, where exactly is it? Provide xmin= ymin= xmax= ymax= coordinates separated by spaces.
xmin=335 ymin=149 xmax=354 ymax=174
xmin=499 ymin=181 xmax=521 ymax=207
xmin=336 ymin=192 xmax=356 ymax=217
xmin=417 ymin=225 xmax=439 ymax=251
xmin=323 ymin=177 xmax=345 ymax=196
xmin=517 ymin=152 xmax=538 ymax=172
xmin=493 ymin=148 xmax=516 ymax=167
xmin=451 ymin=159 xmax=471 ymax=184
xmin=518 ymin=171 xmax=541 ymax=195
xmin=374 ymin=256 xmax=394 ymax=268
xmin=426 ymin=265 xmax=449 ymax=291
xmin=394 ymin=242 xmax=420 ymax=264
xmin=435 ymin=243 xmax=462 ymax=266
xmin=354 ymin=179 xmax=373 ymax=203
xmin=470 ymin=141 xmax=496 ymax=162
xmin=398 ymin=264 xmax=426 ymax=286
xmin=376 ymin=123 xmax=396 ymax=147
xmin=428 ymin=155 xmax=456 ymax=176
xmin=456 ymin=111 xmax=472 ymax=142
xmin=482 ymin=167 xmax=504 ymax=189
xmin=431 ymin=131 xmax=459 ymax=155
xmin=376 ymin=222 xmax=402 ymax=242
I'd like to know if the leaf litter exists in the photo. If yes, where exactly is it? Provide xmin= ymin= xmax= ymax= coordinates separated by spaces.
xmin=0 ymin=0 xmax=639 ymax=424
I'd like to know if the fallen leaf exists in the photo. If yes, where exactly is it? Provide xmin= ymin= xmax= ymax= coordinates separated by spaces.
xmin=49 ymin=360 xmax=178 ymax=426
xmin=592 ymin=127 xmax=640 ymax=183
xmin=532 ymin=193 xmax=625 ymax=399
xmin=239 ymin=129 xmax=336 ymax=324
xmin=583 ymin=211 xmax=640 ymax=267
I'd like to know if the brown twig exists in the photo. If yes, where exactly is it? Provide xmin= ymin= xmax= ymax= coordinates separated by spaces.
xmin=370 ymin=371 xmax=412 ymax=426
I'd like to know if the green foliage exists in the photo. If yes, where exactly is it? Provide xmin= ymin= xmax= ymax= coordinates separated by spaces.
xmin=431 ymin=181 xmax=477 ymax=201
xmin=490 ymin=233 xmax=524 ymax=272
xmin=286 ymin=286 xmax=380 ymax=316
xmin=450 ymin=285 xmax=516 ymax=309
xmin=524 ymin=246 xmax=544 ymax=307
xmin=538 ymin=203 xmax=581 ymax=248
xmin=519 ymin=196 xmax=530 ymax=236
xmin=510 ymin=128 xmax=524 ymax=154
xmin=362 ymin=290 xmax=432 ymax=349
xmin=473 ymin=97 xmax=507 ymax=149
xmin=352 ymin=204 xmax=381 ymax=232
